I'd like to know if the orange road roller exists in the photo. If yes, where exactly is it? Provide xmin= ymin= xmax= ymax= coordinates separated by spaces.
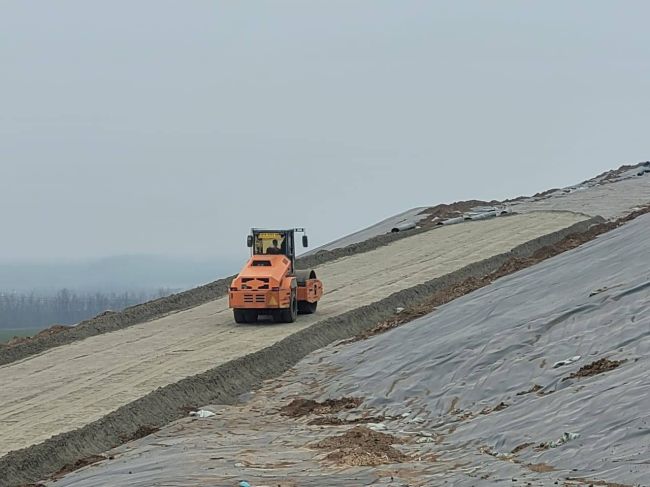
xmin=228 ymin=228 xmax=323 ymax=324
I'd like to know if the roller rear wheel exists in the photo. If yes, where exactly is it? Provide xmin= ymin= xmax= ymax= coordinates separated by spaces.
xmin=233 ymin=309 xmax=259 ymax=324
xmin=297 ymin=300 xmax=318 ymax=314
xmin=275 ymin=291 xmax=298 ymax=323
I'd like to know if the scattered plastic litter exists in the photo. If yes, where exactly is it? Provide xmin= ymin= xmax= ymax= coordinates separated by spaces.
xmin=395 ymin=307 xmax=405 ymax=314
xmin=416 ymin=436 xmax=434 ymax=444
xmin=367 ymin=422 xmax=387 ymax=431
xmin=552 ymin=355 xmax=581 ymax=368
xmin=407 ymin=416 xmax=426 ymax=424
xmin=189 ymin=409 xmax=216 ymax=418
xmin=540 ymin=432 xmax=580 ymax=449
xmin=238 ymin=481 xmax=251 ymax=487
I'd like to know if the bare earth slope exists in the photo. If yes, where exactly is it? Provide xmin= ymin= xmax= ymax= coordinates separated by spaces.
xmin=54 ymin=213 xmax=650 ymax=487
xmin=0 ymin=212 xmax=584 ymax=459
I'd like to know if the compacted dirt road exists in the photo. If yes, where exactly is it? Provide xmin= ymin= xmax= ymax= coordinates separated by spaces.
xmin=0 ymin=212 xmax=585 ymax=458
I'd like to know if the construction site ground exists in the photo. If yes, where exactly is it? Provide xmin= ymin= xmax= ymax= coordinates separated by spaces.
xmin=0 ymin=212 xmax=584 ymax=459
xmin=49 ymin=207 xmax=650 ymax=487
xmin=2 ymin=164 xmax=650 ymax=487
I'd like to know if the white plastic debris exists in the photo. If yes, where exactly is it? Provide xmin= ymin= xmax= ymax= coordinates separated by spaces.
xmin=543 ymin=432 xmax=580 ymax=448
xmin=395 ymin=307 xmax=405 ymax=313
xmin=189 ymin=409 xmax=216 ymax=418
xmin=407 ymin=416 xmax=426 ymax=424
xmin=416 ymin=436 xmax=434 ymax=444
xmin=552 ymin=355 xmax=582 ymax=368
xmin=367 ymin=422 xmax=387 ymax=431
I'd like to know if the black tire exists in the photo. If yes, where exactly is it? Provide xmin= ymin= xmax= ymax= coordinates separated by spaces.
xmin=233 ymin=309 xmax=258 ymax=324
xmin=244 ymin=310 xmax=259 ymax=323
xmin=233 ymin=309 xmax=246 ymax=324
xmin=297 ymin=300 xmax=318 ymax=314
xmin=278 ymin=291 xmax=298 ymax=323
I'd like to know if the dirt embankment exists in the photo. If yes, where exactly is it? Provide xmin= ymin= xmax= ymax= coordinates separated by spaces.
xmin=0 ymin=277 xmax=236 ymax=366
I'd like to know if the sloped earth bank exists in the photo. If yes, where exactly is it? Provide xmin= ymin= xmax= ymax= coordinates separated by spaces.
xmin=0 ymin=213 xmax=595 ymax=487
xmin=0 ymin=213 xmax=587 ymax=463
xmin=4 ymin=163 xmax=649 ymax=367
xmin=44 ymin=212 xmax=650 ymax=487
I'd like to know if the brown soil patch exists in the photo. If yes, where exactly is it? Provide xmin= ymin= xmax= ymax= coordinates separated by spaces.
xmin=511 ymin=442 xmax=533 ymax=454
xmin=480 ymin=402 xmax=509 ymax=415
xmin=527 ymin=463 xmax=556 ymax=473
xmin=493 ymin=401 xmax=509 ymax=412
xmin=563 ymin=358 xmax=626 ymax=381
xmin=6 ymin=325 xmax=71 ymax=346
xmin=308 ymin=415 xmax=385 ymax=426
xmin=314 ymin=426 xmax=406 ymax=466
xmin=52 ymin=454 xmax=106 ymax=479
xmin=517 ymin=384 xmax=543 ymax=396
xmin=280 ymin=397 xmax=362 ymax=417
xmin=347 ymin=205 xmax=650 ymax=343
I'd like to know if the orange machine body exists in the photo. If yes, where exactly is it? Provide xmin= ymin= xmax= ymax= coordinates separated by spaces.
xmin=228 ymin=228 xmax=323 ymax=323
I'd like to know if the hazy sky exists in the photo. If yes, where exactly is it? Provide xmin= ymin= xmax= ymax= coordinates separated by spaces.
xmin=2 ymin=1 xmax=649 ymax=263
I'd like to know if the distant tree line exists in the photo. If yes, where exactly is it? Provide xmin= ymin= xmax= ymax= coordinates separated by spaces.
xmin=0 ymin=289 xmax=173 ymax=330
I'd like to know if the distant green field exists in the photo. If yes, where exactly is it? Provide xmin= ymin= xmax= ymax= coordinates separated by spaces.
xmin=0 ymin=328 xmax=42 ymax=344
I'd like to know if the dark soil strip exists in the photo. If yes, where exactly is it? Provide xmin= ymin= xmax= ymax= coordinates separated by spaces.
xmin=0 ymin=217 xmax=609 ymax=487
xmin=280 ymin=397 xmax=362 ymax=417
xmin=563 ymin=358 xmax=626 ymax=381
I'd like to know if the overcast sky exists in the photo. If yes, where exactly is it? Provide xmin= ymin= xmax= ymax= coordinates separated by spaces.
xmin=2 ymin=1 xmax=648 ymax=263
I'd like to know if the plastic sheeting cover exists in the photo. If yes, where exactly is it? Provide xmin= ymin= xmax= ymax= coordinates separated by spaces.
xmin=300 ymin=213 xmax=650 ymax=484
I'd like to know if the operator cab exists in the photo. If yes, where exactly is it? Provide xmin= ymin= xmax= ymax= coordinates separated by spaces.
xmin=247 ymin=228 xmax=309 ymax=270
